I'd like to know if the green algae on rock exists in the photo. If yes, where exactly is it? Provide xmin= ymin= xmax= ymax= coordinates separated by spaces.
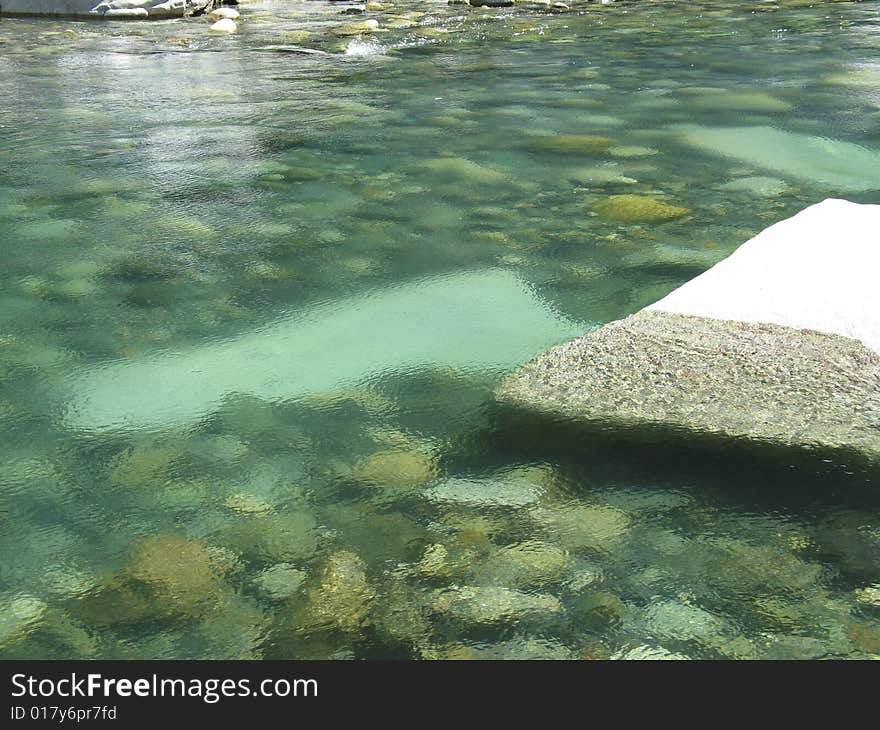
xmin=300 ymin=551 xmax=374 ymax=634
xmin=592 ymin=194 xmax=691 ymax=223
xmin=353 ymin=449 xmax=439 ymax=489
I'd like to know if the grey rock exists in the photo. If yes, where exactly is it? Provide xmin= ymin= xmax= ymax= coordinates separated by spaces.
xmin=498 ymin=310 xmax=880 ymax=462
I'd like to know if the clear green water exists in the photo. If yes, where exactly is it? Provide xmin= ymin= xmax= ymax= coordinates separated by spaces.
xmin=2 ymin=1 xmax=880 ymax=659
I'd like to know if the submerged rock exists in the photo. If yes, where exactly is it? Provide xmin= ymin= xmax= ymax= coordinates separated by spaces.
xmin=426 ymin=476 xmax=542 ymax=508
xmin=433 ymin=585 xmax=563 ymax=626
xmin=0 ymin=594 xmax=48 ymax=648
xmin=301 ymin=551 xmax=373 ymax=633
xmin=122 ymin=535 xmax=223 ymax=617
xmin=334 ymin=20 xmax=381 ymax=36
xmin=108 ymin=443 xmax=179 ymax=489
xmin=612 ymin=644 xmax=689 ymax=660
xmin=718 ymin=175 xmax=790 ymax=197
xmin=641 ymin=600 xmax=728 ymax=643
xmin=476 ymin=540 xmax=570 ymax=588
xmin=527 ymin=135 xmax=615 ymax=156
xmin=420 ymin=156 xmax=508 ymax=184
xmin=530 ymin=504 xmax=631 ymax=553
xmin=592 ymin=194 xmax=690 ymax=223
xmin=677 ymin=125 xmax=880 ymax=192
xmin=686 ymin=90 xmax=793 ymax=113
xmin=220 ymin=512 xmax=319 ymax=563
xmin=253 ymin=564 xmax=307 ymax=601
xmin=209 ymin=7 xmax=238 ymax=20
xmin=854 ymin=585 xmax=880 ymax=607
xmin=209 ymin=18 xmax=237 ymax=34
xmin=353 ymin=449 xmax=438 ymax=490
xmin=65 ymin=269 xmax=581 ymax=433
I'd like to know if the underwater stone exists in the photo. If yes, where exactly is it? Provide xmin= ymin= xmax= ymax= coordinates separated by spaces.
xmin=253 ymin=564 xmax=307 ymax=601
xmin=220 ymin=512 xmax=319 ymax=563
xmin=527 ymin=135 xmax=615 ymax=156
xmin=209 ymin=6 xmax=238 ymax=19
xmin=641 ymin=600 xmax=728 ymax=643
xmin=301 ymin=551 xmax=373 ymax=633
xmin=0 ymin=594 xmax=48 ymax=648
xmin=433 ymin=585 xmax=563 ymax=626
xmin=706 ymin=540 xmax=823 ymax=597
xmin=477 ymin=540 xmax=570 ymax=588
xmin=676 ymin=125 xmax=880 ymax=192
xmin=353 ymin=449 xmax=438 ymax=490
xmin=498 ymin=200 xmax=880 ymax=462
xmin=718 ymin=175 xmax=790 ymax=197
xmin=124 ymin=535 xmax=227 ymax=619
xmin=569 ymin=590 xmax=626 ymax=631
xmin=612 ymin=644 xmax=688 ymax=660
xmin=687 ymin=90 xmax=793 ymax=113
xmin=426 ymin=476 xmax=542 ymax=508
xmin=416 ymin=543 xmax=454 ymax=580
xmin=608 ymin=146 xmax=659 ymax=159
xmin=224 ymin=493 xmax=274 ymax=515
xmin=420 ymin=157 xmax=508 ymax=184
xmin=108 ymin=443 xmax=179 ymax=489
xmin=475 ymin=637 xmax=577 ymax=660
xmin=64 ymin=269 xmax=581 ymax=432
xmin=854 ymin=585 xmax=880 ymax=607
xmin=530 ymin=504 xmax=631 ymax=553
xmin=592 ymin=194 xmax=690 ymax=223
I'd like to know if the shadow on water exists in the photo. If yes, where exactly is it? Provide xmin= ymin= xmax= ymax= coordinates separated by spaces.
xmin=455 ymin=401 xmax=880 ymax=517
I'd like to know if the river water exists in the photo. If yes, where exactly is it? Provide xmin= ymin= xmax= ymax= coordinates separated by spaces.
xmin=1 ymin=0 xmax=879 ymax=659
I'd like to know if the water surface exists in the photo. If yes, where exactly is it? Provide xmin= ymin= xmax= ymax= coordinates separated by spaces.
xmin=1 ymin=0 xmax=879 ymax=659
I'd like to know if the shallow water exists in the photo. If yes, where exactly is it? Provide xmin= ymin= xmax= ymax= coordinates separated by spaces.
xmin=1 ymin=0 xmax=879 ymax=659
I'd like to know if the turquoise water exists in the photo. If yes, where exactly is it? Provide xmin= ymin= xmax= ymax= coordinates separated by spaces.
xmin=1 ymin=0 xmax=880 ymax=659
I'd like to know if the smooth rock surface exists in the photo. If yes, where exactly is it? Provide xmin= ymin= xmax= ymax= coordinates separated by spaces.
xmin=498 ymin=200 xmax=880 ymax=461
xmin=647 ymin=199 xmax=880 ymax=352
xmin=64 ymin=269 xmax=581 ymax=432
xmin=676 ymin=125 xmax=880 ymax=192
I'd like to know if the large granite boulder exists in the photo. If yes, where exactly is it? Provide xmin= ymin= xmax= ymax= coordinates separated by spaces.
xmin=497 ymin=199 xmax=880 ymax=463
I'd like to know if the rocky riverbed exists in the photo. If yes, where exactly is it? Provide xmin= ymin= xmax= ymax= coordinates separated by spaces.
xmin=1 ymin=1 xmax=879 ymax=659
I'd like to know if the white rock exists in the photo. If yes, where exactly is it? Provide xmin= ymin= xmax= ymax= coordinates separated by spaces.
xmin=148 ymin=0 xmax=186 ymax=17
xmin=647 ymin=199 xmax=880 ymax=354
xmin=209 ymin=18 xmax=237 ymax=33
xmin=209 ymin=7 xmax=239 ymax=20
xmin=103 ymin=6 xmax=149 ymax=16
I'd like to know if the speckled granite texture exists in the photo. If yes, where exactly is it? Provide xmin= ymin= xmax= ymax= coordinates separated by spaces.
xmin=497 ymin=310 xmax=880 ymax=461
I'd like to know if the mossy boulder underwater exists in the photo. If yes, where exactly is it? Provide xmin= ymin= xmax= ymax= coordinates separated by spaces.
xmin=592 ymin=194 xmax=691 ymax=223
